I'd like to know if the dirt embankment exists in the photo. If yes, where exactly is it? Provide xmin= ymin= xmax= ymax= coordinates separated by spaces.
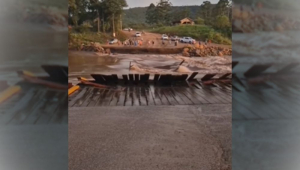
xmin=69 ymin=30 xmax=232 ymax=56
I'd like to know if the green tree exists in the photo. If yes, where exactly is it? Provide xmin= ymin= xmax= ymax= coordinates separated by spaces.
xmin=198 ymin=1 xmax=212 ymax=19
xmin=155 ymin=0 xmax=172 ymax=25
xmin=215 ymin=0 xmax=230 ymax=16
xmin=171 ymin=7 xmax=191 ymax=22
xmin=195 ymin=17 xmax=204 ymax=25
xmin=146 ymin=3 xmax=156 ymax=25
xmin=68 ymin=0 xmax=89 ymax=26
xmin=214 ymin=15 xmax=230 ymax=29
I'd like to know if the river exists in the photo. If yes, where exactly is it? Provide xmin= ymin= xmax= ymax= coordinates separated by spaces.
xmin=68 ymin=51 xmax=232 ymax=84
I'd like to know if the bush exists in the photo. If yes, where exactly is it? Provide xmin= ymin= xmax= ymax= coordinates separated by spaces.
xmin=73 ymin=24 xmax=92 ymax=33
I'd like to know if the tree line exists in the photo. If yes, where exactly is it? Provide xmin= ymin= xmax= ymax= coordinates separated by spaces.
xmin=68 ymin=0 xmax=127 ymax=32
xmin=145 ymin=0 xmax=232 ymax=37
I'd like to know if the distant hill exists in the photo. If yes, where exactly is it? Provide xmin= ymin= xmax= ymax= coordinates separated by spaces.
xmin=123 ymin=5 xmax=202 ymax=25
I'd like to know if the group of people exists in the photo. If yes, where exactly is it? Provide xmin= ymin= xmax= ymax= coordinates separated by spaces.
xmin=123 ymin=39 xmax=143 ymax=46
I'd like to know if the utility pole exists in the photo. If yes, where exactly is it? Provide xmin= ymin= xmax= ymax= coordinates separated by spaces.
xmin=102 ymin=10 xmax=105 ymax=33
xmin=120 ymin=14 xmax=123 ymax=30
xmin=97 ymin=10 xmax=100 ymax=33
xmin=112 ymin=13 xmax=115 ymax=37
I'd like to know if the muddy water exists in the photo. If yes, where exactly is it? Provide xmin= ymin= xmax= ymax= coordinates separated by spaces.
xmin=69 ymin=51 xmax=232 ymax=84
xmin=0 ymin=22 xmax=68 ymax=85
xmin=233 ymin=31 xmax=300 ymax=63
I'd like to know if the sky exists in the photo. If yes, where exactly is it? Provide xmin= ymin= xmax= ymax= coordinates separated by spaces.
xmin=125 ymin=0 xmax=219 ymax=8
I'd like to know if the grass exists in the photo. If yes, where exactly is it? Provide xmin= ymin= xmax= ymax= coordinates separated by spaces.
xmin=150 ymin=25 xmax=232 ymax=45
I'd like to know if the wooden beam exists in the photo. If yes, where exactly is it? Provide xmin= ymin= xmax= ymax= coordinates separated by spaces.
xmin=0 ymin=86 xmax=21 ymax=104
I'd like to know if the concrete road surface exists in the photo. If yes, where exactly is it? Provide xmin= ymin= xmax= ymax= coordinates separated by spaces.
xmin=69 ymin=105 xmax=231 ymax=170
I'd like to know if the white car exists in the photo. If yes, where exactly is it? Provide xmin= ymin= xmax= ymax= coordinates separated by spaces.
xmin=180 ymin=37 xmax=196 ymax=44
xmin=161 ymin=34 xmax=168 ymax=40
xmin=171 ymin=36 xmax=180 ymax=41
xmin=135 ymin=32 xmax=141 ymax=37
xmin=109 ymin=39 xmax=118 ymax=44
xmin=124 ymin=28 xmax=133 ymax=31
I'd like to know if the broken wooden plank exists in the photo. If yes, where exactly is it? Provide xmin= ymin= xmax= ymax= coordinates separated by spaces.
xmin=201 ymin=74 xmax=216 ymax=81
xmin=244 ymin=64 xmax=273 ymax=78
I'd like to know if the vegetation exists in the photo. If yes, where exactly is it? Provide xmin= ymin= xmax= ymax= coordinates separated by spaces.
xmin=68 ymin=0 xmax=127 ymax=32
xmin=68 ymin=0 xmax=232 ymax=45
xmin=233 ymin=0 xmax=300 ymax=10
xmin=151 ymin=25 xmax=231 ymax=45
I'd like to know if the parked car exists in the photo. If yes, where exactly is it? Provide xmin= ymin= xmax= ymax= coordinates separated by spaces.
xmin=135 ymin=32 xmax=141 ymax=37
xmin=180 ymin=37 xmax=196 ymax=44
xmin=171 ymin=36 xmax=180 ymax=41
xmin=161 ymin=34 xmax=169 ymax=40
xmin=109 ymin=39 xmax=118 ymax=44
xmin=123 ymin=28 xmax=133 ymax=31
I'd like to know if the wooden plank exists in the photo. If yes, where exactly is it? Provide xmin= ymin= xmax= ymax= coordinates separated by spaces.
xmin=10 ymin=88 xmax=45 ymax=125
xmin=162 ymin=87 xmax=179 ymax=105
xmin=111 ymin=74 xmax=119 ymax=84
xmin=128 ymin=86 xmax=134 ymax=106
xmin=102 ymin=90 xmax=114 ymax=106
xmin=122 ymin=75 xmax=129 ymax=84
xmin=102 ymin=75 xmax=114 ymax=84
xmin=187 ymin=72 xmax=198 ymax=81
xmin=201 ymin=74 xmax=216 ymax=81
xmin=91 ymin=74 xmax=106 ymax=84
xmin=140 ymin=87 xmax=148 ymax=106
xmin=157 ymin=88 xmax=170 ymax=105
xmin=41 ymin=65 xmax=68 ymax=81
xmin=110 ymin=91 xmax=120 ymax=106
xmin=145 ymin=85 xmax=155 ymax=105
xmin=244 ymin=64 xmax=272 ymax=77
xmin=36 ymin=90 xmax=64 ymax=124
xmin=204 ymin=84 xmax=231 ymax=104
xmin=169 ymin=87 xmax=185 ymax=105
xmin=81 ymin=88 xmax=98 ymax=107
xmin=73 ymin=87 xmax=92 ymax=107
xmin=0 ymin=86 xmax=21 ymax=104
xmin=179 ymin=74 xmax=188 ymax=82
xmin=173 ymin=87 xmax=194 ymax=105
xmin=183 ymin=87 xmax=206 ymax=104
xmin=129 ymin=74 xmax=134 ymax=83
xmin=144 ymin=74 xmax=150 ymax=82
xmin=117 ymin=89 xmax=126 ymax=106
xmin=87 ymin=89 xmax=103 ymax=107
xmin=232 ymin=61 xmax=239 ymax=68
xmin=218 ymin=73 xmax=232 ymax=79
xmin=158 ymin=75 xmax=167 ymax=83
xmin=140 ymin=74 xmax=147 ymax=83
xmin=124 ymin=87 xmax=132 ymax=106
xmin=134 ymin=74 xmax=140 ymax=84
xmin=276 ymin=63 xmax=299 ymax=74
xmin=133 ymin=86 xmax=140 ymax=106
xmin=19 ymin=88 xmax=49 ymax=124
xmin=150 ymin=85 xmax=162 ymax=105
xmin=153 ymin=74 xmax=160 ymax=82
xmin=96 ymin=89 xmax=109 ymax=106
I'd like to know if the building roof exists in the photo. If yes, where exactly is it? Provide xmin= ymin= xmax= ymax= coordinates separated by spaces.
xmin=173 ymin=17 xmax=194 ymax=23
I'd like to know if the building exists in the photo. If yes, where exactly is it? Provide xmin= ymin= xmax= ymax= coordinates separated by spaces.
xmin=172 ymin=17 xmax=195 ymax=25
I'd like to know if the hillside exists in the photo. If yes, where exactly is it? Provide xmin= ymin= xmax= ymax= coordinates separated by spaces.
xmin=123 ymin=5 xmax=202 ymax=25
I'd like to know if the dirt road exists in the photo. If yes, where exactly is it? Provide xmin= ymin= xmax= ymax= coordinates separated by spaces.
xmin=107 ymin=30 xmax=231 ymax=49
